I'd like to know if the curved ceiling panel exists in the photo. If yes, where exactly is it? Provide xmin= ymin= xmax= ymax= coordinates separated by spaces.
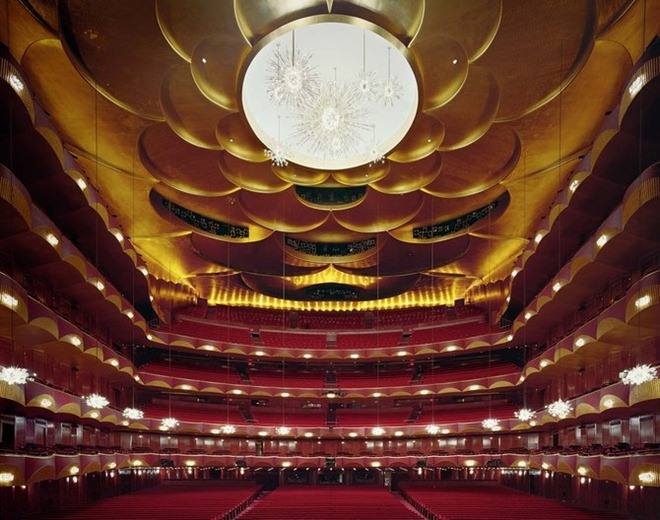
xmin=272 ymin=163 xmax=332 ymax=186
xmin=331 ymin=0 xmax=425 ymax=46
xmin=371 ymin=153 xmax=443 ymax=194
xmin=160 ymin=64 xmax=229 ymax=150
xmin=478 ymin=0 xmax=596 ymax=122
xmin=218 ymin=152 xmax=291 ymax=193
xmin=155 ymin=0 xmax=244 ymax=61
xmin=429 ymin=66 xmax=500 ymax=151
xmin=339 ymin=234 xmax=471 ymax=276
xmin=387 ymin=114 xmax=445 ymax=163
xmin=238 ymin=188 xmax=330 ymax=233
xmin=289 ymin=215 xmax=373 ymax=243
xmin=190 ymin=233 xmax=324 ymax=276
xmin=423 ymin=125 xmax=520 ymax=197
xmin=333 ymin=189 xmax=423 ymax=233
xmin=149 ymin=184 xmax=273 ymax=243
xmin=190 ymin=33 xmax=250 ymax=112
xmin=138 ymin=123 xmax=239 ymax=196
xmin=331 ymin=161 xmax=390 ymax=186
xmin=58 ymin=0 xmax=181 ymax=120
xmin=283 ymin=232 xmax=384 ymax=265
xmin=410 ymin=34 xmax=468 ymax=111
xmin=389 ymin=188 xmax=510 ymax=244
xmin=415 ymin=0 xmax=503 ymax=62
xmin=215 ymin=112 xmax=268 ymax=162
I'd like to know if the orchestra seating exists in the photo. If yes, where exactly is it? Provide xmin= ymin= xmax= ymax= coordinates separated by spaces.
xmin=399 ymin=482 xmax=625 ymax=519
xmin=33 ymin=481 xmax=260 ymax=520
xmin=240 ymin=486 xmax=418 ymax=519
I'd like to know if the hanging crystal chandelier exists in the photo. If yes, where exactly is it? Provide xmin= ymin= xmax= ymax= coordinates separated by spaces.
xmin=371 ymin=426 xmax=385 ymax=436
xmin=514 ymin=408 xmax=536 ymax=422
xmin=264 ymin=144 xmax=288 ymax=167
xmin=122 ymin=407 xmax=144 ymax=420
xmin=85 ymin=393 xmax=109 ymax=409
xmin=425 ymin=424 xmax=440 ymax=435
xmin=221 ymin=424 xmax=236 ymax=434
xmin=481 ymin=418 xmax=501 ymax=431
xmin=160 ymin=417 xmax=179 ymax=430
xmin=619 ymin=364 xmax=657 ymax=386
xmin=547 ymin=399 xmax=572 ymax=419
xmin=0 ymin=366 xmax=33 ymax=385
xmin=266 ymin=40 xmax=318 ymax=107
xmin=275 ymin=426 xmax=291 ymax=435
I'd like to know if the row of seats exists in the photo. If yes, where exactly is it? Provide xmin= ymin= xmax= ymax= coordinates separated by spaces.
xmin=240 ymin=486 xmax=419 ymax=519
xmin=34 ymin=481 xmax=259 ymax=520
xmin=400 ymin=482 xmax=625 ymax=519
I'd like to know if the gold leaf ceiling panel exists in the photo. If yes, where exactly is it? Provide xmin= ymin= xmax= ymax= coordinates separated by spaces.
xmin=9 ymin=0 xmax=649 ymax=309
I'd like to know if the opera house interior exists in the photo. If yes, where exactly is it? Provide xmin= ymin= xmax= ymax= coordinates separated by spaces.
xmin=0 ymin=1 xmax=659 ymax=519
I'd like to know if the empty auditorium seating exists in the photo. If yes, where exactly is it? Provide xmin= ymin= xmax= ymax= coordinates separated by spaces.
xmin=408 ymin=322 xmax=491 ymax=345
xmin=260 ymin=330 xmax=327 ymax=349
xmin=421 ymin=363 xmax=518 ymax=384
xmin=337 ymin=370 xmax=414 ymax=388
xmin=251 ymin=409 xmax=327 ymax=427
xmin=35 ymin=481 xmax=260 ymax=520
xmin=249 ymin=370 xmax=326 ymax=388
xmin=399 ymin=482 xmax=624 ymax=519
xmin=335 ymin=330 xmax=403 ymax=349
xmin=335 ymin=409 xmax=412 ymax=427
xmin=140 ymin=363 xmax=243 ymax=385
xmin=143 ymin=404 xmax=247 ymax=425
xmin=162 ymin=320 xmax=253 ymax=344
xmin=240 ymin=486 xmax=418 ymax=519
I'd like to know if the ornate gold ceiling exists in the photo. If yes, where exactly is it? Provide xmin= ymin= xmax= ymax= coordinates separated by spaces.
xmin=5 ymin=0 xmax=652 ymax=309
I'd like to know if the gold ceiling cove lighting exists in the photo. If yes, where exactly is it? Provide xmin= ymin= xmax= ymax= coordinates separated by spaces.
xmin=240 ymin=16 xmax=419 ymax=170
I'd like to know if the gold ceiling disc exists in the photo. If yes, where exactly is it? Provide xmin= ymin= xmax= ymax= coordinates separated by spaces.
xmin=218 ymin=152 xmax=291 ymax=193
xmin=155 ymin=0 xmax=244 ymax=62
xmin=430 ymin=66 xmax=500 ymax=151
xmin=423 ymin=125 xmax=520 ymax=198
xmin=410 ymin=35 xmax=469 ymax=111
xmin=238 ymin=188 xmax=330 ymax=233
xmin=160 ymin=64 xmax=229 ymax=150
xmin=138 ymin=123 xmax=239 ymax=197
xmin=333 ymin=189 xmax=423 ymax=233
xmin=371 ymin=153 xmax=443 ymax=195
xmin=215 ymin=113 xmax=268 ymax=163
xmin=478 ymin=0 xmax=596 ymax=122
xmin=388 ymin=114 xmax=445 ymax=163
xmin=272 ymin=163 xmax=333 ymax=186
xmin=414 ymin=0 xmax=503 ymax=63
xmin=190 ymin=33 xmax=250 ymax=112
xmin=331 ymin=162 xmax=390 ymax=187
xmin=58 ymin=0 xmax=181 ymax=120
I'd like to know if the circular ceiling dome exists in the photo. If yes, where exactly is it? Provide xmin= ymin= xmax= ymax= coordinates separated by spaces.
xmin=241 ymin=18 xmax=419 ymax=171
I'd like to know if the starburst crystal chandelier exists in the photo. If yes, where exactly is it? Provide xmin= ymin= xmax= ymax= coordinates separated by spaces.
xmin=482 ymin=418 xmax=500 ymax=431
xmin=0 ymin=366 xmax=32 ymax=385
xmin=275 ymin=426 xmax=291 ymax=435
xmin=547 ymin=399 xmax=572 ymax=419
xmin=221 ymin=424 xmax=236 ymax=434
xmin=122 ymin=407 xmax=144 ymax=420
xmin=293 ymin=80 xmax=371 ymax=159
xmin=160 ymin=417 xmax=179 ymax=430
xmin=266 ymin=42 xmax=318 ymax=107
xmin=514 ymin=408 xmax=536 ymax=422
xmin=371 ymin=426 xmax=385 ymax=436
xmin=264 ymin=144 xmax=288 ymax=167
xmin=85 ymin=393 xmax=109 ymax=409
xmin=425 ymin=424 xmax=440 ymax=434
xmin=619 ymin=364 xmax=657 ymax=386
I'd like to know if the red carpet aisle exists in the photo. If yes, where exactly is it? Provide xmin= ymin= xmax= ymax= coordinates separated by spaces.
xmin=238 ymin=486 xmax=422 ymax=519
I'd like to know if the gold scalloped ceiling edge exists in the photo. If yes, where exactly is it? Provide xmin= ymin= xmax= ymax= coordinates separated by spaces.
xmin=7 ymin=0 xmax=651 ymax=308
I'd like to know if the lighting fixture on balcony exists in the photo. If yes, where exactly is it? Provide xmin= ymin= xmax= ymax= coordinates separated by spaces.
xmin=45 ymin=233 xmax=59 ymax=247
xmin=326 ymin=392 xmax=337 ymax=399
xmin=481 ymin=418 xmax=500 ymax=431
xmin=464 ymin=460 xmax=477 ymax=467
xmin=160 ymin=417 xmax=179 ymax=430
xmin=348 ymin=432 xmax=358 ymax=438
xmin=69 ymin=466 xmax=80 ymax=475
xmin=85 ymin=393 xmax=109 ymax=409
xmin=371 ymin=426 xmax=385 ymax=436
xmin=109 ymin=359 xmax=119 ymax=367
xmin=0 ymin=292 xmax=18 ymax=309
xmin=514 ymin=408 xmax=536 ymax=422
xmin=577 ymin=466 xmax=588 ymax=476
xmin=303 ymin=353 xmax=313 ymax=359
xmin=40 ymin=398 xmax=53 ymax=408
xmin=619 ymin=364 xmax=657 ymax=386
xmin=547 ymin=399 xmax=572 ymax=419
xmin=371 ymin=392 xmax=383 ymax=398
xmin=69 ymin=335 xmax=82 ymax=347
xmin=184 ymin=460 xmax=196 ymax=467
xmin=0 ymin=366 xmax=33 ymax=386
xmin=540 ymin=360 xmax=550 ymax=368
xmin=304 ymin=432 xmax=314 ymax=438
xmin=276 ymin=426 xmax=291 ymax=436
xmin=124 ymin=310 xmax=134 ymax=319
xmin=254 ymin=350 xmax=266 ymax=356
xmin=95 ymin=280 xmax=105 ymax=291
xmin=281 ymin=461 xmax=292 ymax=468
xmin=370 ymin=461 xmax=381 ymax=468
xmin=517 ymin=461 xmax=528 ymax=468
xmin=146 ymin=334 xmax=153 ymax=341
xmin=280 ymin=392 xmax=291 ymax=398
xmin=396 ymin=350 xmax=409 ymax=357
xmin=76 ymin=177 xmax=87 ymax=191
xmin=231 ymin=389 xmax=244 ymax=395
xmin=569 ymin=179 xmax=580 ymax=192
xmin=638 ymin=471 xmax=655 ymax=484
xmin=349 ymin=353 xmax=360 ymax=359
xmin=511 ymin=268 xmax=520 ymax=278
xmin=425 ymin=424 xmax=440 ymax=435
xmin=534 ymin=232 xmax=544 ymax=244
xmin=440 ymin=428 xmax=451 ymax=435
xmin=138 ymin=266 xmax=148 ymax=276
xmin=506 ymin=334 xmax=513 ymax=342
xmin=466 ymin=384 xmax=480 ymax=391
xmin=113 ymin=230 xmax=124 ymax=243
xmin=575 ymin=337 xmax=585 ymax=347
xmin=635 ymin=294 xmax=651 ymax=310
xmin=8 ymin=73 xmax=24 ymax=92
xmin=394 ymin=431 xmax=404 ymax=437
xmin=419 ymin=389 xmax=431 ymax=395
xmin=210 ymin=428 xmax=221 ymax=435
xmin=445 ymin=345 xmax=459 ymax=352
xmin=596 ymin=234 xmax=608 ymax=248
xmin=552 ymin=281 xmax=562 ymax=292
xmin=89 ymin=411 xmax=99 ymax=419
xmin=221 ymin=424 xmax=236 ymax=434
xmin=258 ymin=431 xmax=269 ymax=437
xmin=541 ymin=462 xmax=550 ymax=470
xmin=524 ymin=311 xmax=533 ymax=321
xmin=603 ymin=398 xmax=615 ymax=408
